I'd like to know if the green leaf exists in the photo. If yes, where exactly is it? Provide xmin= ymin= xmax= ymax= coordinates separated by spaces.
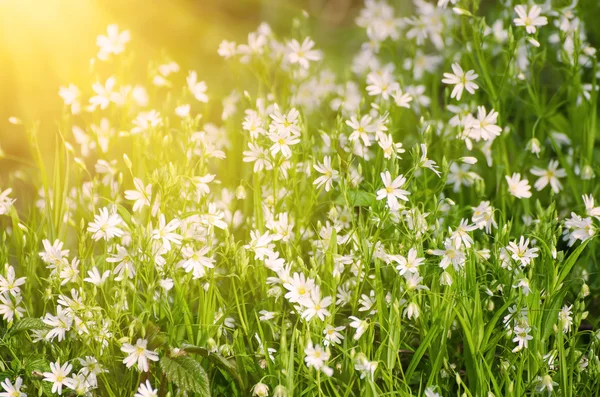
xmin=181 ymin=344 xmax=244 ymax=391
xmin=9 ymin=318 xmax=47 ymax=335
xmin=160 ymin=354 xmax=210 ymax=396
xmin=336 ymin=189 xmax=375 ymax=207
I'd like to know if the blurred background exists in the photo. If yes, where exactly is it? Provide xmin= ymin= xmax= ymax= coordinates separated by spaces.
xmin=0 ymin=0 xmax=361 ymax=172
xmin=2 ymin=0 xmax=600 ymax=174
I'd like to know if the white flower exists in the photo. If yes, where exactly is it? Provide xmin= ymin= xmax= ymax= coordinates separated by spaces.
xmin=442 ymin=63 xmax=479 ymax=100
xmin=58 ymin=84 xmax=81 ymax=115
xmin=87 ymin=207 xmax=124 ymax=241
xmin=0 ymin=266 xmax=25 ymax=297
xmin=84 ymin=266 xmax=111 ymax=286
xmin=179 ymin=246 xmax=215 ymax=279
xmin=304 ymin=341 xmax=333 ymax=376
xmin=43 ymin=305 xmax=73 ymax=342
xmin=135 ymin=380 xmax=158 ymax=397
xmin=346 ymin=115 xmax=376 ymax=146
xmin=536 ymin=374 xmax=558 ymax=395
xmin=366 ymin=70 xmax=399 ymax=100
xmin=512 ymin=325 xmax=533 ymax=352
xmin=505 ymin=173 xmax=532 ymax=199
xmin=558 ymin=305 xmax=573 ymax=333
xmin=121 ymin=338 xmax=159 ymax=372
xmin=404 ymin=302 xmax=420 ymax=319
xmin=323 ymin=325 xmax=345 ymax=346
xmin=313 ymin=156 xmax=339 ymax=192
xmin=125 ymin=178 xmax=152 ymax=212
xmin=97 ymin=24 xmax=130 ymax=60
xmin=394 ymin=248 xmax=424 ymax=276
xmin=530 ymin=159 xmax=566 ymax=193
xmin=392 ymin=87 xmax=413 ymax=108
xmin=301 ymin=287 xmax=332 ymax=321
xmin=431 ymin=238 xmax=466 ymax=271
xmin=268 ymin=130 xmax=300 ymax=158
xmin=464 ymin=106 xmax=502 ymax=141
xmin=89 ymin=77 xmax=119 ymax=110
xmin=376 ymin=171 xmax=410 ymax=210
xmin=283 ymin=272 xmax=314 ymax=305
xmin=187 ymin=71 xmax=208 ymax=102
xmin=0 ymin=377 xmax=26 ymax=397
xmin=514 ymin=5 xmax=548 ymax=34
xmin=349 ymin=316 xmax=369 ymax=340
xmin=252 ymin=382 xmax=270 ymax=397
xmin=472 ymin=201 xmax=497 ymax=234
xmin=43 ymin=361 xmax=73 ymax=395
xmin=506 ymin=236 xmax=539 ymax=268
xmin=287 ymin=37 xmax=322 ymax=69
xmin=151 ymin=215 xmax=183 ymax=251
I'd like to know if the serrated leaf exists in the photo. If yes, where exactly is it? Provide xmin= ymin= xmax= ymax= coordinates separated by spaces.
xmin=181 ymin=344 xmax=244 ymax=391
xmin=9 ymin=318 xmax=47 ymax=335
xmin=160 ymin=354 xmax=210 ymax=396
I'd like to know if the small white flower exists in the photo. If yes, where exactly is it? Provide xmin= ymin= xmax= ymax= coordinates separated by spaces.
xmin=514 ymin=5 xmax=548 ymax=34
xmin=121 ymin=338 xmax=159 ymax=372
xmin=442 ymin=63 xmax=479 ymax=100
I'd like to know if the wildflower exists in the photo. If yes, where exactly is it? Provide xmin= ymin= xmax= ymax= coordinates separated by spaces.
xmin=124 ymin=178 xmax=152 ymax=212
xmin=313 ymin=156 xmax=339 ymax=192
xmin=535 ymin=374 xmax=558 ymax=395
xmin=89 ymin=77 xmax=119 ymax=110
xmin=376 ymin=171 xmax=410 ymax=210
xmin=354 ymin=354 xmax=378 ymax=380
xmin=301 ymin=287 xmax=332 ymax=321
xmin=87 ymin=207 xmax=124 ymax=241
xmin=268 ymin=130 xmax=300 ymax=158
xmin=134 ymin=380 xmax=157 ymax=397
xmin=187 ymin=71 xmax=208 ymax=102
xmin=558 ymin=305 xmax=573 ymax=333
xmin=450 ymin=219 xmax=477 ymax=249
xmin=349 ymin=316 xmax=369 ymax=340
xmin=323 ymin=325 xmax=345 ymax=346
xmin=394 ymin=248 xmax=424 ymax=276
xmin=512 ymin=325 xmax=533 ymax=352
xmin=252 ymin=382 xmax=270 ymax=397
xmin=180 ymin=246 xmax=215 ymax=279
xmin=583 ymin=194 xmax=600 ymax=220
xmin=404 ymin=302 xmax=420 ymax=320
xmin=392 ymin=87 xmax=413 ymax=108
xmin=418 ymin=144 xmax=441 ymax=177
xmin=287 ymin=37 xmax=322 ymax=69
xmin=58 ymin=84 xmax=81 ymax=115
xmin=506 ymin=173 xmax=532 ymax=198
xmin=121 ymin=338 xmax=159 ymax=372
xmin=283 ymin=272 xmax=314 ymax=305
xmin=131 ymin=110 xmax=162 ymax=134
xmin=97 ymin=24 xmax=130 ymax=60
xmin=151 ymin=214 xmax=182 ymax=251
xmin=514 ymin=5 xmax=548 ymax=34
xmin=84 ymin=266 xmax=111 ymax=286
xmin=472 ymin=201 xmax=497 ymax=233
xmin=506 ymin=236 xmax=539 ymax=267
xmin=43 ymin=305 xmax=73 ymax=342
xmin=366 ymin=70 xmax=399 ymax=100
xmin=530 ymin=160 xmax=566 ymax=193
xmin=442 ymin=63 xmax=479 ymax=100
xmin=0 ymin=266 xmax=25 ymax=297
xmin=464 ymin=106 xmax=502 ymax=141
xmin=346 ymin=115 xmax=376 ymax=146
xmin=43 ymin=361 xmax=73 ymax=395
xmin=0 ymin=377 xmax=26 ymax=397
xmin=304 ymin=341 xmax=333 ymax=376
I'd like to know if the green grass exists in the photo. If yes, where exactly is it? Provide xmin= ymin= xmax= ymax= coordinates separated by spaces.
xmin=0 ymin=0 xmax=600 ymax=396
